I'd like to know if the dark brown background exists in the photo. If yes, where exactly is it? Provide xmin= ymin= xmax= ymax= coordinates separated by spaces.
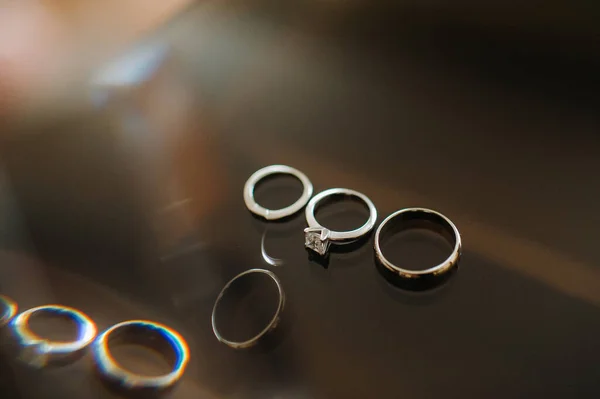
xmin=1 ymin=1 xmax=599 ymax=398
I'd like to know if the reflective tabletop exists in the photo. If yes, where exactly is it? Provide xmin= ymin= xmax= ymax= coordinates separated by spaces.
xmin=0 ymin=2 xmax=599 ymax=398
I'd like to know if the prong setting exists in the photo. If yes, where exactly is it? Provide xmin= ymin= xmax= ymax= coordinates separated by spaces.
xmin=304 ymin=228 xmax=331 ymax=256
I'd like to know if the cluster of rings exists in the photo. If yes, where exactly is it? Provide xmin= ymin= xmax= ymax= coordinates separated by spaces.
xmin=243 ymin=164 xmax=462 ymax=275
xmin=0 ymin=297 xmax=189 ymax=392
xmin=0 ymin=163 xmax=463 ymax=389
xmin=225 ymin=164 xmax=463 ymax=349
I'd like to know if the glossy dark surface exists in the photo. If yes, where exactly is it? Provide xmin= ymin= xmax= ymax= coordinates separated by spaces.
xmin=1 ymin=2 xmax=600 ymax=398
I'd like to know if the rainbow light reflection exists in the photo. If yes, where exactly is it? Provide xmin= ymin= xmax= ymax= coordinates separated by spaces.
xmin=0 ymin=295 xmax=18 ymax=327
xmin=92 ymin=320 xmax=190 ymax=390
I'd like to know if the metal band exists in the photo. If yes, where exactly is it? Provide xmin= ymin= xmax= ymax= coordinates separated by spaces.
xmin=304 ymin=188 xmax=377 ymax=256
xmin=244 ymin=165 xmax=313 ymax=220
xmin=212 ymin=269 xmax=285 ymax=349
xmin=10 ymin=305 xmax=97 ymax=367
xmin=0 ymin=295 xmax=17 ymax=327
xmin=92 ymin=320 xmax=190 ymax=390
xmin=374 ymin=208 xmax=461 ymax=279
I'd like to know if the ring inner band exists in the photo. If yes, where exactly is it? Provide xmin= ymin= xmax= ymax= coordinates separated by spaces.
xmin=26 ymin=310 xmax=81 ymax=342
xmin=379 ymin=211 xmax=456 ymax=252
xmin=15 ymin=306 xmax=96 ymax=347
xmin=254 ymin=173 xmax=304 ymax=210
xmin=106 ymin=324 xmax=179 ymax=369
xmin=313 ymin=193 xmax=370 ymax=231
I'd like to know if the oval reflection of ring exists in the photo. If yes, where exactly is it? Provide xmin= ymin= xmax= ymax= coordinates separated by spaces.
xmin=10 ymin=305 xmax=97 ymax=367
xmin=92 ymin=320 xmax=190 ymax=392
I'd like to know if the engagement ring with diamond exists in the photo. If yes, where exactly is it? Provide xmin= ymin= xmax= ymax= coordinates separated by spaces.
xmin=304 ymin=188 xmax=377 ymax=256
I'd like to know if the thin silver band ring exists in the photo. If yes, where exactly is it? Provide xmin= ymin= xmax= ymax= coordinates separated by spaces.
xmin=10 ymin=305 xmax=97 ymax=367
xmin=92 ymin=320 xmax=190 ymax=390
xmin=304 ymin=188 xmax=377 ymax=256
xmin=0 ymin=295 xmax=17 ymax=327
xmin=374 ymin=208 xmax=461 ymax=279
xmin=244 ymin=165 xmax=313 ymax=220
xmin=212 ymin=269 xmax=285 ymax=349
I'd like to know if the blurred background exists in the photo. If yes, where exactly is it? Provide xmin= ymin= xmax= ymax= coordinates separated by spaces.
xmin=0 ymin=1 xmax=599 ymax=398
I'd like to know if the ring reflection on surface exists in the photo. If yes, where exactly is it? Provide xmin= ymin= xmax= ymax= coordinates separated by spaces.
xmin=92 ymin=320 xmax=189 ymax=391
xmin=9 ymin=305 xmax=97 ymax=367
xmin=0 ymin=295 xmax=17 ymax=327
xmin=212 ymin=268 xmax=285 ymax=349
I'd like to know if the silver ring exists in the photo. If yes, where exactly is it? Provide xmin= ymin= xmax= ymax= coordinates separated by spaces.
xmin=92 ymin=320 xmax=190 ymax=390
xmin=212 ymin=269 xmax=285 ymax=349
xmin=10 ymin=305 xmax=97 ymax=367
xmin=0 ymin=295 xmax=17 ymax=327
xmin=374 ymin=208 xmax=462 ymax=279
xmin=244 ymin=165 xmax=313 ymax=220
xmin=304 ymin=188 xmax=377 ymax=256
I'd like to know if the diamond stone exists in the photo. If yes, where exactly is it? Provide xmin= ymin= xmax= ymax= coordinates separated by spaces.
xmin=304 ymin=228 xmax=330 ymax=256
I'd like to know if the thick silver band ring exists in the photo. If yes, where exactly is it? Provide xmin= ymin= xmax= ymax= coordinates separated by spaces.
xmin=374 ymin=208 xmax=462 ymax=279
xmin=244 ymin=165 xmax=313 ymax=220
xmin=0 ymin=295 xmax=17 ymax=327
xmin=212 ymin=269 xmax=285 ymax=349
xmin=10 ymin=305 xmax=97 ymax=367
xmin=304 ymin=188 xmax=377 ymax=256
xmin=92 ymin=320 xmax=190 ymax=390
